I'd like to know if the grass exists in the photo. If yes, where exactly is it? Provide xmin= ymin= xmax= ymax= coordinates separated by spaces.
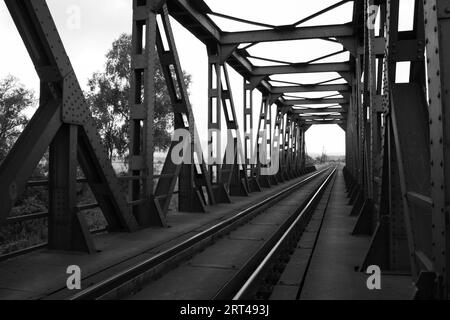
xmin=0 ymin=182 xmax=108 ymax=255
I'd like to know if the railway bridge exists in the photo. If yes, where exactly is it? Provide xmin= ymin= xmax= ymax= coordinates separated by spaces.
xmin=0 ymin=0 xmax=448 ymax=300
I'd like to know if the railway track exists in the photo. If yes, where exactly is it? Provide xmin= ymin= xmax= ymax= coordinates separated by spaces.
xmin=68 ymin=167 xmax=337 ymax=300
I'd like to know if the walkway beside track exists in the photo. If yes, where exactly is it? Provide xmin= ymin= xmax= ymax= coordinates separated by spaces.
xmin=299 ymin=169 xmax=414 ymax=300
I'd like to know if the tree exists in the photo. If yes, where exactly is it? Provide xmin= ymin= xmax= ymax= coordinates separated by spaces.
xmin=0 ymin=75 xmax=33 ymax=163
xmin=86 ymin=33 xmax=192 ymax=160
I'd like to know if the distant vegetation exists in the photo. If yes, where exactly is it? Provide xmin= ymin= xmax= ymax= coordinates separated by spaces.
xmin=86 ymin=33 xmax=191 ymax=160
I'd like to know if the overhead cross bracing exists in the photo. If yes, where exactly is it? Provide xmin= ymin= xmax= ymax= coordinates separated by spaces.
xmin=167 ymin=0 xmax=354 ymax=126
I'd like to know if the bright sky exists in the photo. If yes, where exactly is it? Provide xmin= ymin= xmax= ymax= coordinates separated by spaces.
xmin=0 ymin=0 xmax=416 ymax=157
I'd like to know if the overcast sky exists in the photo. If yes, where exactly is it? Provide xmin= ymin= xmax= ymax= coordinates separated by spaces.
xmin=0 ymin=0 xmax=415 ymax=156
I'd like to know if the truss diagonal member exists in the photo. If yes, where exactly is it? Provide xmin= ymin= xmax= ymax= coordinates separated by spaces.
xmin=167 ymin=0 xmax=273 ymax=93
xmin=0 ymin=99 xmax=62 ymax=225
xmin=292 ymin=0 xmax=353 ymax=27
xmin=208 ymin=45 xmax=249 ymax=198
xmin=270 ymin=79 xmax=307 ymax=87
xmin=221 ymin=65 xmax=249 ymax=194
xmin=209 ymin=11 xmax=276 ymax=29
xmin=2 ymin=0 xmax=138 ymax=234
xmin=305 ymin=49 xmax=347 ymax=64
xmin=254 ymin=94 xmax=280 ymax=186
xmin=272 ymin=105 xmax=286 ymax=180
xmin=246 ymin=55 xmax=292 ymax=66
xmin=240 ymin=42 xmax=259 ymax=51
xmin=129 ymin=0 xmax=167 ymax=226
xmin=152 ymin=4 xmax=216 ymax=213
xmin=314 ymin=77 xmax=346 ymax=86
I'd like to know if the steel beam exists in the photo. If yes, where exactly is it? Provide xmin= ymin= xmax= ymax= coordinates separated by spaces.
xmin=221 ymin=25 xmax=354 ymax=44
xmin=300 ymin=114 xmax=344 ymax=121
xmin=424 ymin=0 xmax=450 ymax=298
xmin=129 ymin=0 xmax=166 ymax=226
xmin=152 ymin=4 xmax=215 ymax=213
xmin=49 ymin=124 xmax=95 ymax=253
xmin=302 ymin=120 xmax=345 ymax=125
xmin=283 ymin=98 xmax=348 ymax=106
xmin=168 ymin=0 xmax=273 ymax=94
xmin=253 ymin=63 xmax=351 ymax=75
xmin=293 ymin=107 xmax=346 ymax=114
xmin=272 ymin=84 xmax=350 ymax=94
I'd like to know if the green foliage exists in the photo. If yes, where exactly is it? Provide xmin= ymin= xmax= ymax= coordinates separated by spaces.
xmin=0 ymin=75 xmax=33 ymax=162
xmin=86 ymin=33 xmax=192 ymax=160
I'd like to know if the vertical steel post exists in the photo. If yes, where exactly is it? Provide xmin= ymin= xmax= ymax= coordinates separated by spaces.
xmin=49 ymin=124 xmax=95 ymax=253
xmin=424 ymin=0 xmax=450 ymax=298
xmin=129 ymin=0 xmax=165 ymax=226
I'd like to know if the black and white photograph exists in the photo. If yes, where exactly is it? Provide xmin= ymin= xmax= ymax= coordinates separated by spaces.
xmin=0 ymin=0 xmax=448 ymax=309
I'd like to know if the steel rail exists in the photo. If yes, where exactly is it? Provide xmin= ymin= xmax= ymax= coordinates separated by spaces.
xmin=67 ymin=167 xmax=330 ymax=300
xmin=232 ymin=166 xmax=337 ymax=300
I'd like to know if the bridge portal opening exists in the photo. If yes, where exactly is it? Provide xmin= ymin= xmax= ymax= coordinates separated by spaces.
xmin=305 ymin=124 xmax=345 ymax=165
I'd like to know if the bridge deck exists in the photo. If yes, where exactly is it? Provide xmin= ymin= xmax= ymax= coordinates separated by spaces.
xmin=0 ymin=173 xmax=315 ymax=300
xmin=0 ymin=169 xmax=415 ymax=300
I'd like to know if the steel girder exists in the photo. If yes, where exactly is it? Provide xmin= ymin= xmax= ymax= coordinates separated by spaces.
xmin=221 ymin=25 xmax=354 ymax=44
xmin=167 ymin=0 xmax=353 ymax=114
xmin=272 ymin=84 xmax=350 ymax=94
xmin=424 ymin=0 xmax=450 ymax=298
xmin=137 ymin=3 xmax=215 ymax=216
xmin=347 ymin=0 xmax=450 ymax=299
xmin=167 ymin=0 xmax=273 ymax=94
xmin=129 ymin=0 xmax=166 ymax=226
xmin=353 ymin=0 xmax=402 ymax=271
xmin=207 ymin=49 xmax=249 ymax=199
xmin=293 ymin=107 xmax=346 ymax=115
xmin=305 ymin=120 xmax=346 ymax=125
xmin=243 ymin=80 xmax=262 ymax=192
xmin=299 ymin=115 xmax=344 ymax=121
xmin=273 ymin=106 xmax=286 ymax=181
xmin=283 ymin=98 xmax=349 ymax=106
xmin=252 ymin=63 xmax=351 ymax=76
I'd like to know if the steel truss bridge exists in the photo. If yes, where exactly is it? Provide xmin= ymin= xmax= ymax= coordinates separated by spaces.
xmin=0 ymin=0 xmax=449 ymax=299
